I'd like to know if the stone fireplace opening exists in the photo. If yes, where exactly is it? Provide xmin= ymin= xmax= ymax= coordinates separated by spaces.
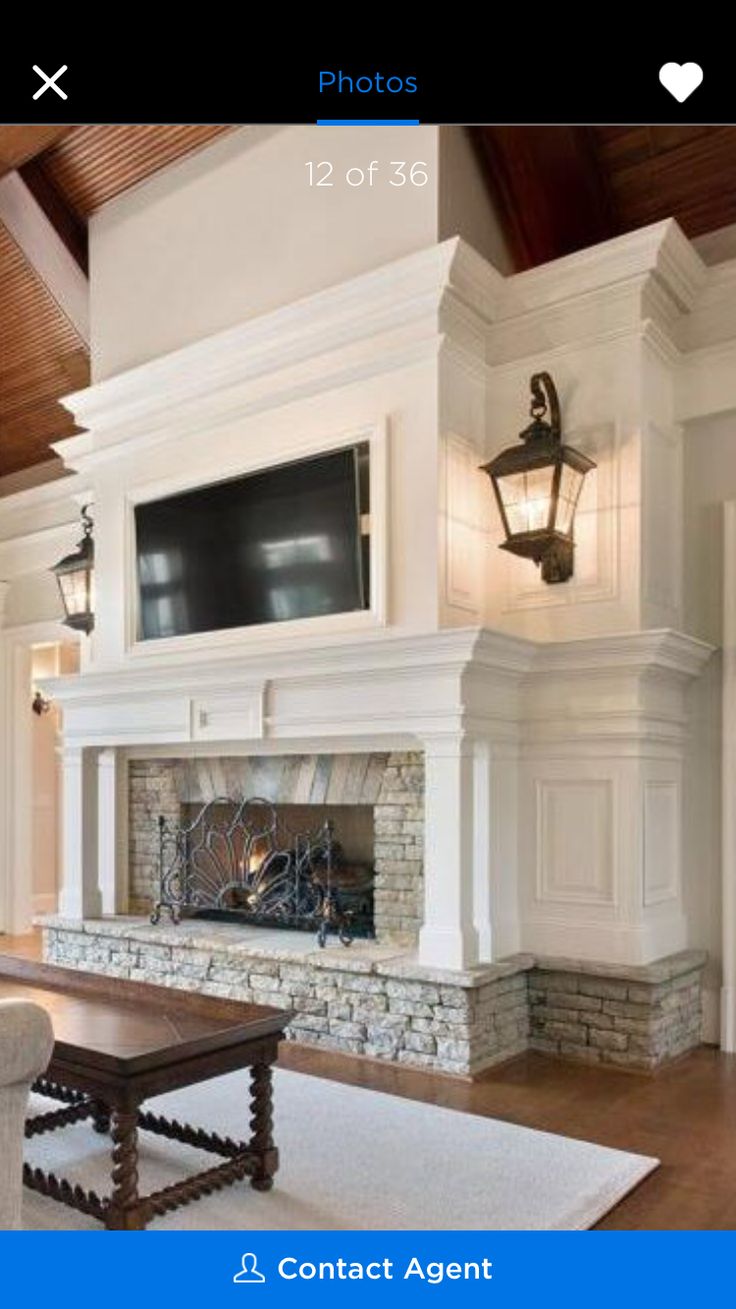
xmin=128 ymin=751 xmax=424 ymax=945
xmin=168 ymin=798 xmax=376 ymax=939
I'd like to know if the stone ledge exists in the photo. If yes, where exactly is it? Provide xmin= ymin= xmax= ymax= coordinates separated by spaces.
xmin=37 ymin=915 xmax=409 ymax=975
xmin=532 ymin=950 xmax=707 ymax=985
xmin=35 ymin=917 xmax=702 ymax=992
xmin=37 ymin=916 xmax=534 ymax=987
xmin=374 ymin=953 xmax=534 ymax=988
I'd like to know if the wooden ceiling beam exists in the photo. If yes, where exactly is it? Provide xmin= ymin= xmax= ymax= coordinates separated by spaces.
xmin=18 ymin=159 xmax=89 ymax=273
xmin=472 ymin=126 xmax=619 ymax=271
xmin=0 ymin=126 xmax=74 ymax=178
xmin=0 ymin=171 xmax=89 ymax=346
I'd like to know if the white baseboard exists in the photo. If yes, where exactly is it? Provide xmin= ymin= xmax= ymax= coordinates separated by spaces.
xmin=720 ymin=985 xmax=736 ymax=1052
xmin=702 ymin=985 xmax=720 ymax=1045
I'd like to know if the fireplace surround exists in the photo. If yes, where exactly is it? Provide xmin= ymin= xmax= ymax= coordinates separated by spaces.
xmin=128 ymin=752 xmax=424 ymax=945
xmin=42 ymin=918 xmax=705 ymax=1076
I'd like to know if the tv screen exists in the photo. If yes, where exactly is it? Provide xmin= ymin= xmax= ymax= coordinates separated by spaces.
xmin=135 ymin=444 xmax=369 ymax=641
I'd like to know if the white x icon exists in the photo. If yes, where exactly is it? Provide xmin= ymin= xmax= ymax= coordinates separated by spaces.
xmin=32 ymin=65 xmax=68 ymax=100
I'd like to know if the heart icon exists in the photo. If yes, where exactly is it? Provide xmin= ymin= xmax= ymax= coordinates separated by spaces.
xmin=659 ymin=62 xmax=703 ymax=103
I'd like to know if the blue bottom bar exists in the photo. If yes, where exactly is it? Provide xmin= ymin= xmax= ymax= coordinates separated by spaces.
xmin=3 ymin=1231 xmax=734 ymax=1308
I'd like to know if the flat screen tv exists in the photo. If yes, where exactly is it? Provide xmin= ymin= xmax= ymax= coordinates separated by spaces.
xmin=135 ymin=443 xmax=370 ymax=641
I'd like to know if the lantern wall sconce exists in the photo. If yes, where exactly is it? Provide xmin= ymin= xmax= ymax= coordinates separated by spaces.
xmin=51 ymin=505 xmax=95 ymax=634
xmin=480 ymin=372 xmax=596 ymax=584
xmin=32 ymin=690 xmax=52 ymax=716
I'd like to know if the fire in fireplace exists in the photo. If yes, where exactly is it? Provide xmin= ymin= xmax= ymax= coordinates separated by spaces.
xmin=151 ymin=797 xmax=375 ymax=946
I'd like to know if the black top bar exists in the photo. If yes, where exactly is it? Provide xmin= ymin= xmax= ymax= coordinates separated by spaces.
xmin=0 ymin=42 xmax=727 ymax=126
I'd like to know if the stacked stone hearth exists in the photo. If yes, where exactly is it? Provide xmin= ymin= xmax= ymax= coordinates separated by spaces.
xmin=43 ymin=917 xmax=530 ymax=1076
xmin=42 ymin=913 xmax=705 ymax=1076
xmin=529 ymin=957 xmax=704 ymax=1070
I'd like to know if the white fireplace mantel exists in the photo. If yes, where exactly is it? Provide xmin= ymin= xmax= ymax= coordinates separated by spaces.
xmin=41 ymin=625 xmax=712 ymax=972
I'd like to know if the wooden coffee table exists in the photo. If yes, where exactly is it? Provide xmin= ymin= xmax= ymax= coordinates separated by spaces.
xmin=0 ymin=956 xmax=290 ymax=1230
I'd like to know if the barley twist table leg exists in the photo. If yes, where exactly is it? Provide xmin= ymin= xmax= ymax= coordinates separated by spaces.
xmin=249 ymin=1062 xmax=278 ymax=1191
xmin=106 ymin=1108 xmax=144 ymax=1229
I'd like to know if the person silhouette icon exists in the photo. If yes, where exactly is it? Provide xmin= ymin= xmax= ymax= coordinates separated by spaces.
xmin=233 ymin=1254 xmax=266 ymax=1284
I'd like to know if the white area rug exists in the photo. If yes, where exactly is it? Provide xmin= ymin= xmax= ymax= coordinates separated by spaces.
xmin=23 ymin=1068 xmax=657 ymax=1231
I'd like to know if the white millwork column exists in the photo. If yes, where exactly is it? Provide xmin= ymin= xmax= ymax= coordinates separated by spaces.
xmin=58 ymin=745 xmax=103 ymax=918
xmin=98 ymin=748 xmax=128 ymax=915
xmin=518 ymin=631 xmax=712 ymax=965
xmin=467 ymin=737 xmax=521 ymax=965
xmin=419 ymin=734 xmax=479 ymax=970
xmin=472 ymin=739 xmax=494 ymax=964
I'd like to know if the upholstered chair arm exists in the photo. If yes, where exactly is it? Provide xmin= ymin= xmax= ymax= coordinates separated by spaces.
xmin=0 ymin=999 xmax=53 ymax=1086
xmin=0 ymin=999 xmax=54 ymax=1230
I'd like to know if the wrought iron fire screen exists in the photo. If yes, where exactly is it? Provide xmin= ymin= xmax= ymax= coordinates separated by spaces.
xmin=151 ymin=797 xmax=374 ymax=947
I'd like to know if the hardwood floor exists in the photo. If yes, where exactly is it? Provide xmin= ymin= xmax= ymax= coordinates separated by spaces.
xmin=1 ymin=931 xmax=42 ymax=960
xmin=3 ymin=929 xmax=734 ymax=1229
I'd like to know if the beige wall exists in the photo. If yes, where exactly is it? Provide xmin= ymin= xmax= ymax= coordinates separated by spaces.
xmin=438 ymin=127 xmax=513 ymax=274
xmin=90 ymin=124 xmax=441 ymax=378
xmin=89 ymin=125 xmax=511 ymax=380
xmin=4 ymin=572 xmax=63 ymax=628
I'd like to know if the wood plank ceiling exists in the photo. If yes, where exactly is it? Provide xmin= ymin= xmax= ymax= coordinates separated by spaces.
xmin=595 ymin=126 xmax=736 ymax=238
xmin=0 ymin=223 xmax=88 ymax=469
xmin=0 ymin=126 xmax=73 ymax=173
xmin=0 ymin=125 xmax=232 ymax=478
xmin=473 ymin=125 xmax=736 ymax=271
xmin=37 ymin=125 xmax=232 ymax=219
xmin=3 ymin=124 xmax=736 ymax=478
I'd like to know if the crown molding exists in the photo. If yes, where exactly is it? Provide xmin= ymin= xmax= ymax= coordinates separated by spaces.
xmin=503 ymin=219 xmax=705 ymax=318
xmin=443 ymin=237 xmax=505 ymax=324
xmin=53 ymin=328 xmax=441 ymax=473
xmin=641 ymin=317 xmax=682 ymax=369
xmin=653 ymin=219 xmax=707 ymax=312
xmin=36 ymin=625 xmax=711 ymax=760
xmin=484 ymin=220 xmax=706 ymax=366
xmin=41 ymin=626 xmax=535 ymax=708
xmin=46 ymin=223 xmax=719 ymax=479
xmin=39 ymin=625 xmax=711 ymax=729
xmin=488 ymin=279 xmax=651 ymax=365
xmin=54 ymin=240 xmax=495 ymax=466
xmin=530 ymin=628 xmax=714 ymax=679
